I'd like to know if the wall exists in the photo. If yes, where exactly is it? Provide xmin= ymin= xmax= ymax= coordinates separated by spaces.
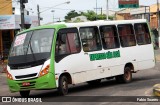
xmin=149 ymin=4 xmax=160 ymax=29
xmin=0 ymin=0 xmax=12 ymax=15
xmin=150 ymin=15 xmax=158 ymax=29
xmin=116 ymin=13 xmax=132 ymax=20
xmin=0 ymin=0 xmax=13 ymax=59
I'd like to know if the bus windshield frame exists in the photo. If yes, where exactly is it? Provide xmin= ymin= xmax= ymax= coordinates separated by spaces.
xmin=8 ymin=29 xmax=54 ymax=69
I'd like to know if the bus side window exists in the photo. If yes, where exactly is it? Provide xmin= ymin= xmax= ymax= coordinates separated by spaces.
xmin=134 ymin=23 xmax=151 ymax=45
xmin=57 ymin=33 xmax=67 ymax=55
xmin=100 ymin=25 xmax=120 ymax=49
xmin=79 ymin=27 xmax=102 ymax=52
xmin=118 ymin=24 xmax=136 ymax=47
xmin=56 ymin=28 xmax=81 ymax=56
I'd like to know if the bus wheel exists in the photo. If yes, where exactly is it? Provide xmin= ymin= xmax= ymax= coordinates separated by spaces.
xmin=20 ymin=90 xmax=30 ymax=97
xmin=115 ymin=67 xmax=132 ymax=83
xmin=87 ymin=79 xmax=101 ymax=86
xmin=58 ymin=76 xmax=68 ymax=95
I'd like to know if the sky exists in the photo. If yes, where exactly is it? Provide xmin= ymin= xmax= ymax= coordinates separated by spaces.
xmin=12 ymin=0 xmax=158 ymax=25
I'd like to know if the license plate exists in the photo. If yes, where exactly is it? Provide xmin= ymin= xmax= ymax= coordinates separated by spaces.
xmin=22 ymin=82 xmax=30 ymax=86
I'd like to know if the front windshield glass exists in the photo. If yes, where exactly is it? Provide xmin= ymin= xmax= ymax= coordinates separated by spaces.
xmin=10 ymin=29 xmax=54 ymax=57
xmin=8 ymin=29 xmax=54 ymax=69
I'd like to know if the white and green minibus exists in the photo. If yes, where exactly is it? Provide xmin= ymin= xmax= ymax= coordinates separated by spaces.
xmin=7 ymin=19 xmax=155 ymax=97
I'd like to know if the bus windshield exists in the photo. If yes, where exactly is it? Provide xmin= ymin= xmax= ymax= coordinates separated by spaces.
xmin=8 ymin=29 xmax=54 ymax=69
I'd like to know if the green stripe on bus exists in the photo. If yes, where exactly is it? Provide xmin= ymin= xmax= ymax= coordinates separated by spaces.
xmin=89 ymin=50 xmax=120 ymax=61
xmin=50 ymin=24 xmax=67 ymax=87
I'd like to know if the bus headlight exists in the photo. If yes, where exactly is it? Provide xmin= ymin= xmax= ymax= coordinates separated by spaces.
xmin=39 ymin=65 xmax=50 ymax=77
xmin=6 ymin=71 xmax=13 ymax=80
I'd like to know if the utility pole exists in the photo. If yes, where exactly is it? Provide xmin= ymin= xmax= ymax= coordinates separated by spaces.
xmin=101 ymin=8 xmax=102 ymax=16
xmin=20 ymin=0 xmax=25 ymax=29
xmin=94 ymin=7 xmax=103 ymax=19
xmin=149 ymin=6 xmax=150 ymax=22
xmin=100 ymin=7 xmax=102 ymax=19
xmin=96 ymin=0 xmax=97 ymax=20
xmin=37 ymin=5 xmax=40 ymax=26
xmin=51 ymin=10 xmax=55 ymax=23
xmin=144 ymin=6 xmax=150 ymax=22
xmin=37 ymin=1 xmax=70 ymax=26
xmin=157 ymin=0 xmax=160 ymax=35
xmin=106 ymin=0 xmax=109 ymax=20
xmin=54 ymin=18 xmax=61 ymax=22
xmin=20 ymin=0 xmax=28 ymax=29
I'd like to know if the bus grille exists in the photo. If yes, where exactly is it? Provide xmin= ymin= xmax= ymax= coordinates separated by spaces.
xmin=15 ymin=73 xmax=37 ymax=79
xmin=18 ymin=81 xmax=36 ymax=89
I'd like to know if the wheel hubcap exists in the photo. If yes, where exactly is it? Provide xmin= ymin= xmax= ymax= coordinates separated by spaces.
xmin=125 ymin=71 xmax=130 ymax=80
xmin=62 ymin=80 xmax=67 ymax=90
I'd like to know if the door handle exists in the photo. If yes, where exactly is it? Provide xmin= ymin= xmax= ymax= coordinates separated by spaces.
xmin=84 ymin=52 xmax=88 ymax=55
xmin=100 ymin=69 xmax=105 ymax=73
xmin=133 ymin=59 xmax=136 ymax=61
xmin=98 ymin=65 xmax=102 ymax=67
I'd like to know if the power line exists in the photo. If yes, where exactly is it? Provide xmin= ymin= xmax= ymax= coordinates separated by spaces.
xmin=41 ymin=7 xmax=75 ymax=11
xmin=31 ymin=0 xmax=37 ymax=5
xmin=29 ymin=0 xmax=37 ymax=10
xmin=110 ymin=0 xmax=117 ymax=9
xmin=40 ymin=5 xmax=120 ymax=11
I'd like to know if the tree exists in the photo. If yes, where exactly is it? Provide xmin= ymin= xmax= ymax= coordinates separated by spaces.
xmin=81 ymin=10 xmax=114 ymax=21
xmin=73 ymin=18 xmax=84 ymax=22
xmin=65 ymin=10 xmax=80 ymax=21
xmin=81 ymin=10 xmax=97 ymax=21
xmin=97 ymin=14 xmax=106 ymax=20
xmin=64 ymin=10 xmax=114 ymax=22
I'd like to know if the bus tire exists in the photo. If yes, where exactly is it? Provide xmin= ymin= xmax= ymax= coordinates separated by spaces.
xmin=58 ymin=76 xmax=68 ymax=95
xmin=20 ymin=90 xmax=30 ymax=97
xmin=115 ymin=67 xmax=132 ymax=83
xmin=87 ymin=79 xmax=101 ymax=86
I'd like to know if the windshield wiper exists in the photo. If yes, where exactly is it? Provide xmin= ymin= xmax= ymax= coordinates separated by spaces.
xmin=29 ymin=42 xmax=37 ymax=61
xmin=25 ymin=31 xmax=36 ymax=62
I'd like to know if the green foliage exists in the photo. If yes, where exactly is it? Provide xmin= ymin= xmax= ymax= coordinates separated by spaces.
xmin=81 ymin=10 xmax=114 ymax=21
xmin=65 ymin=10 xmax=80 ymax=21
xmin=64 ymin=10 xmax=114 ymax=22
xmin=97 ymin=14 xmax=107 ymax=20
xmin=81 ymin=10 xmax=96 ymax=21
xmin=73 ymin=18 xmax=84 ymax=22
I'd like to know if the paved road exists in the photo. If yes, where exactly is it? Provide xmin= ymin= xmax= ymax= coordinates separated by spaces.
xmin=0 ymin=49 xmax=160 ymax=105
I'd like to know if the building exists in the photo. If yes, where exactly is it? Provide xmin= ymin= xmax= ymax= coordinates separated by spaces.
xmin=0 ymin=0 xmax=12 ymax=15
xmin=71 ymin=16 xmax=88 ymax=22
xmin=130 ymin=6 xmax=150 ymax=21
xmin=0 ymin=0 xmax=13 ymax=58
xmin=149 ymin=3 xmax=160 ymax=29
xmin=130 ymin=3 xmax=160 ymax=29
xmin=0 ymin=0 xmax=38 ymax=59
xmin=102 ymin=10 xmax=116 ymax=17
xmin=115 ymin=8 xmax=132 ymax=20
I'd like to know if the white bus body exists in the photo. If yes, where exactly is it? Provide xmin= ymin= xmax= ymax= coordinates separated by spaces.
xmin=7 ymin=19 xmax=155 ymax=96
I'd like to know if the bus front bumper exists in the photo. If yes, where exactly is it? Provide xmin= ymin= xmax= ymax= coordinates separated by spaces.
xmin=7 ymin=73 xmax=57 ymax=92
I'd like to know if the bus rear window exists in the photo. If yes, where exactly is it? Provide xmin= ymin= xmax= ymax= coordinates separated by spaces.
xmin=134 ymin=23 xmax=151 ymax=45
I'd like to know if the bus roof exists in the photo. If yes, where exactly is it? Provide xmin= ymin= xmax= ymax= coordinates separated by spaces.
xmin=19 ymin=19 xmax=148 ymax=34
xmin=64 ymin=19 xmax=148 ymax=28
xmin=18 ymin=23 xmax=66 ymax=34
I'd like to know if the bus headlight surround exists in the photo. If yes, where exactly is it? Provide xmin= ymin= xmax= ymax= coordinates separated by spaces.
xmin=7 ymin=71 xmax=13 ymax=80
xmin=39 ymin=65 xmax=50 ymax=77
